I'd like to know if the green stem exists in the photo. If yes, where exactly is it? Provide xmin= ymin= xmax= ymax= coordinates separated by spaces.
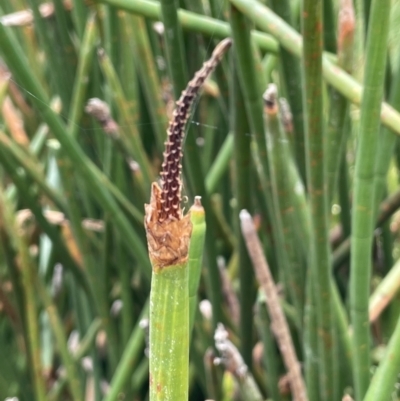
xmin=374 ymin=37 xmax=400 ymax=219
xmin=229 ymin=6 xmax=279 ymax=291
xmin=255 ymin=296 xmax=282 ymax=401
xmin=68 ymin=12 xmax=97 ymax=139
xmin=302 ymin=0 xmax=335 ymax=399
xmin=27 ymin=0 xmax=71 ymax=109
xmin=353 ymin=0 xmax=365 ymax=82
xmin=326 ymin=97 xmax=349 ymax=204
xmin=188 ymin=198 xmax=206 ymax=335
xmin=326 ymin=1 xmax=353 ymax=204
xmin=269 ymin=0 xmax=306 ymax=184
xmin=181 ymin=102 xmax=224 ymax=328
xmin=304 ymin=273 xmax=319 ymax=401
xmin=205 ymin=132 xmax=233 ymax=194
xmin=232 ymin=66 xmax=254 ymax=366
xmin=95 ymin=0 xmax=279 ymax=52
xmin=104 ymin=301 xmax=149 ymax=401
xmin=150 ymin=263 xmax=189 ymax=401
xmin=322 ymin=0 xmax=336 ymax=52
xmin=35 ymin=276 xmax=83 ymax=401
xmin=363 ymin=313 xmax=400 ymax=401
xmin=71 ymin=0 xmax=87 ymax=37
xmin=333 ymin=188 xmax=400 ymax=270
xmin=338 ymin=137 xmax=352 ymax=239
xmin=131 ymin=358 xmax=150 ymax=394
xmin=159 ymin=0 xmax=188 ymax=98
xmin=349 ymin=0 xmax=391 ymax=398
xmin=331 ymin=281 xmax=353 ymax=392
xmin=264 ymin=87 xmax=306 ymax=317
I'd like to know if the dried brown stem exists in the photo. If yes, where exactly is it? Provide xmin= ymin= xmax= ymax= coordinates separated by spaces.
xmin=217 ymin=257 xmax=240 ymax=326
xmin=214 ymin=324 xmax=263 ymax=401
xmin=239 ymin=209 xmax=308 ymax=401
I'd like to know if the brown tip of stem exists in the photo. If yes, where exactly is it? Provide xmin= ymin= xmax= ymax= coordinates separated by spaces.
xmin=97 ymin=48 xmax=105 ymax=59
xmin=212 ymin=38 xmax=232 ymax=58
xmin=189 ymin=196 xmax=205 ymax=215
xmin=194 ymin=195 xmax=202 ymax=205
xmin=85 ymin=98 xmax=119 ymax=137
xmin=338 ymin=0 xmax=355 ymax=57
xmin=193 ymin=196 xmax=203 ymax=208
xmin=263 ymin=84 xmax=278 ymax=114
xmin=85 ymin=98 xmax=110 ymax=122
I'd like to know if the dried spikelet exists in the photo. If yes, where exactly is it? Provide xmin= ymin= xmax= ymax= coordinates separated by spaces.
xmin=85 ymin=98 xmax=119 ymax=138
xmin=145 ymin=38 xmax=232 ymax=269
xmin=263 ymin=84 xmax=278 ymax=114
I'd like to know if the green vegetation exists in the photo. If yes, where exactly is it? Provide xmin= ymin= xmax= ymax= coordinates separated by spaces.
xmin=1 ymin=0 xmax=400 ymax=400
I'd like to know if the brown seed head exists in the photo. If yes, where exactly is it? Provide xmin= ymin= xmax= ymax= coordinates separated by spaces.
xmin=159 ymin=38 xmax=232 ymax=222
xmin=144 ymin=39 xmax=231 ymax=269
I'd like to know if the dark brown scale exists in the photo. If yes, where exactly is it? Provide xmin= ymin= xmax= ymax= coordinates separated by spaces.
xmin=158 ymin=38 xmax=232 ymax=222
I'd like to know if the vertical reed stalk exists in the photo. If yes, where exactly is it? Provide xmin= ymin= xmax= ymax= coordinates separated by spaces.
xmin=263 ymin=84 xmax=306 ymax=317
xmin=232 ymin=66 xmax=254 ymax=366
xmin=302 ymin=1 xmax=335 ymax=399
xmin=255 ymin=298 xmax=282 ymax=401
xmin=188 ymin=198 xmax=206 ymax=334
xmin=159 ymin=0 xmax=188 ymax=97
xmin=269 ymin=0 xmax=306 ymax=183
xmin=350 ymin=0 xmax=391 ymax=398
xmin=326 ymin=0 xmax=354 ymax=203
xmin=67 ymin=12 xmax=97 ymax=139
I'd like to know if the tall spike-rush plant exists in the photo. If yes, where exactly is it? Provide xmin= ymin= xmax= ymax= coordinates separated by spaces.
xmin=144 ymin=39 xmax=231 ymax=401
